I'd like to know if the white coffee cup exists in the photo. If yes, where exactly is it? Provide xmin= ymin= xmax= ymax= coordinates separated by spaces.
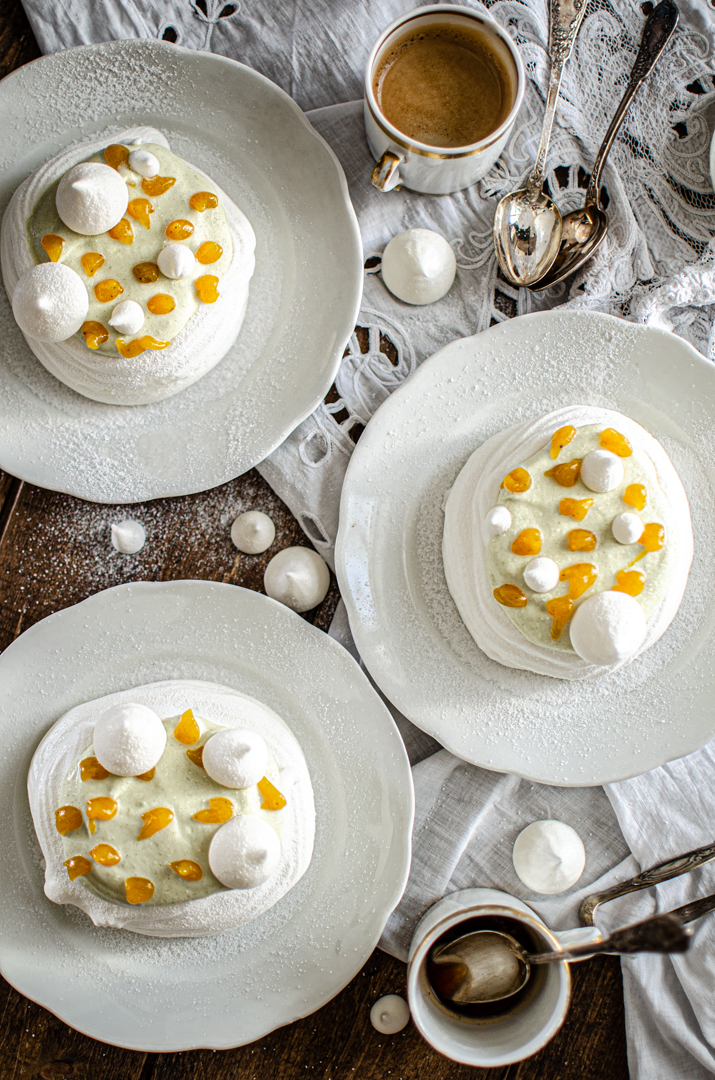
xmin=407 ymin=888 xmax=600 ymax=1067
xmin=365 ymin=5 xmax=526 ymax=195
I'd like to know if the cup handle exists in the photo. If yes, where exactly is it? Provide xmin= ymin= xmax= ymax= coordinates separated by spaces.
xmin=371 ymin=150 xmax=404 ymax=192
xmin=554 ymin=925 xmax=602 ymax=962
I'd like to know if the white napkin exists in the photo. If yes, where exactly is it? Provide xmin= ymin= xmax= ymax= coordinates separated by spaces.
xmin=19 ymin=0 xmax=715 ymax=1074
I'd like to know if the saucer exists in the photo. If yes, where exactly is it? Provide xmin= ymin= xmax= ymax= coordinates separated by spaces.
xmin=0 ymin=40 xmax=362 ymax=502
xmin=335 ymin=310 xmax=715 ymax=786
xmin=0 ymin=581 xmax=413 ymax=1050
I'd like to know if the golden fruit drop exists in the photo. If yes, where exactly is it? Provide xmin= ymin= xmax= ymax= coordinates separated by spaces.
xmin=501 ymin=467 xmax=531 ymax=493
xmin=170 ymin=859 xmax=203 ymax=881
xmin=55 ymin=805 xmax=83 ymax=835
xmin=64 ymin=856 xmax=92 ymax=881
xmin=127 ymin=198 xmax=154 ymax=229
xmin=125 ymin=877 xmax=154 ymax=904
xmin=511 ymin=528 xmax=541 ymax=557
xmin=80 ymin=756 xmax=109 ymax=781
xmin=258 ymin=777 xmax=287 ymax=811
xmin=559 ymin=498 xmax=593 ymax=521
xmin=545 ymin=596 xmax=575 ymax=640
xmin=195 ymin=241 xmax=223 ymax=264
xmin=493 ymin=583 xmax=528 ymax=608
xmin=174 ymin=708 xmax=199 ymax=745
xmin=115 ymin=336 xmax=170 ymax=358
xmin=600 ymin=428 xmax=632 ymax=457
xmin=94 ymin=278 xmax=124 ymax=303
xmin=41 ymin=233 xmax=64 ymax=262
xmin=141 ymin=175 xmax=175 ymax=197
xmin=550 ymin=425 xmax=576 ymax=459
xmin=137 ymin=807 xmax=174 ymax=841
xmin=107 ymin=219 xmax=134 ymax=245
xmin=81 ymin=252 xmax=105 ymax=277
xmin=132 ymin=261 xmax=159 ymax=284
xmin=568 ymin=529 xmax=597 ymax=552
xmin=193 ymin=797 xmax=233 ymax=824
xmin=544 ymin=459 xmax=582 ymax=487
xmin=147 ymin=293 xmax=175 ymax=315
xmin=189 ymin=191 xmax=218 ymax=212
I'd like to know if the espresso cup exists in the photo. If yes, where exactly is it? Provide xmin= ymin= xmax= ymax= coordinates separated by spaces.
xmin=365 ymin=5 xmax=526 ymax=195
xmin=407 ymin=888 xmax=600 ymax=1067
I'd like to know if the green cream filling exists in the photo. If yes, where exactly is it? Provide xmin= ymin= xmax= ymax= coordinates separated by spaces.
xmin=27 ymin=143 xmax=233 ymax=356
xmin=59 ymin=716 xmax=283 ymax=907
xmin=487 ymin=424 xmax=677 ymax=651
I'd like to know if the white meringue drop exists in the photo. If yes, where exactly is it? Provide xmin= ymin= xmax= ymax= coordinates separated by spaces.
xmin=110 ymin=519 xmax=146 ymax=554
xmin=612 ymin=512 xmax=643 ymax=545
xmin=157 ymin=243 xmax=195 ymax=280
xmin=569 ymin=590 xmax=647 ymax=665
xmin=381 ymin=229 xmax=456 ymax=305
xmin=523 ymin=556 xmax=560 ymax=594
xmin=55 ymin=162 xmax=128 ymax=235
xmin=108 ymin=299 xmax=144 ymax=336
xmin=128 ymin=148 xmax=160 ymax=178
xmin=512 ymin=820 xmax=586 ymax=894
xmin=484 ymin=505 xmax=511 ymax=536
xmin=202 ymin=728 xmax=268 ymax=789
xmin=580 ymin=449 xmax=625 ymax=493
xmin=92 ymin=702 xmax=166 ymax=776
xmin=12 ymin=263 xmax=88 ymax=342
xmin=208 ymin=815 xmax=281 ymax=889
xmin=370 ymin=995 xmax=410 ymax=1034
xmin=264 ymin=547 xmax=330 ymax=612
xmin=231 ymin=510 xmax=275 ymax=554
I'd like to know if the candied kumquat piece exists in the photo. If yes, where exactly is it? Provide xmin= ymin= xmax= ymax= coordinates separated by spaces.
xmin=170 ymin=859 xmax=203 ymax=881
xmin=600 ymin=428 xmax=632 ymax=457
xmin=559 ymin=497 xmax=593 ymax=521
xmin=137 ymin=806 xmax=174 ymax=841
xmin=193 ymin=797 xmax=233 ymax=824
xmin=142 ymin=175 xmax=176 ymax=197
xmin=550 ymin=425 xmax=576 ymax=459
xmin=560 ymin=563 xmax=597 ymax=599
xmin=568 ymin=529 xmax=597 ymax=552
xmin=195 ymin=275 xmax=219 ymax=303
xmin=132 ymin=261 xmax=159 ymax=283
xmin=147 ymin=293 xmax=175 ymax=315
xmin=115 ymin=335 xmax=170 ymax=358
xmin=630 ymin=522 xmax=665 ymax=565
xmin=86 ymin=796 xmax=118 ymax=834
xmin=55 ymin=805 xmax=83 ymax=835
xmin=544 ymin=459 xmax=582 ymax=487
xmin=127 ymin=198 xmax=154 ymax=229
xmin=501 ymin=467 xmax=531 ymax=493
xmin=189 ymin=191 xmax=218 ymax=212
xmin=41 ymin=233 xmax=64 ymax=262
xmin=511 ymin=528 xmax=541 ymax=557
xmin=107 ymin=218 xmax=134 ymax=245
xmin=258 ymin=777 xmax=287 ymax=811
xmin=613 ymin=568 xmax=646 ymax=597
xmin=545 ymin=596 xmax=575 ymax=640
xmin=493 ymin=583 xmax=528 ymax=608
xmin=174 ymin=708 xmax=199 ymax=745
xmin=90 ymin=843 xmax=121 ymax=866
xmin=195 ymin=241 xmax=223 ymax=264
xmin=94 ymin=278 xmax=124 ymax=303
xmin=80 ymin=756 xmax=109 ymax=781
xmin=136 ymin=768 xmax=155 ymax=781
xmin=81 ymin=251 xmax=105 ymax=277
xmin=64 ymin=856 xmax=92 ymax=881
xmin=186 ymin=745 xmax=205 ymax=770
xmin=624 ymin=483 xmax=647 ymax=511
xmin=125 ymin=877 xmax=154 ymax=904
xmin=81 ymin=321 xmax=109 ymax=349
xmin=104 ymin=144 xmax=130 ymax=170
xmin=165 ymin=218 xmax=194 ymax=241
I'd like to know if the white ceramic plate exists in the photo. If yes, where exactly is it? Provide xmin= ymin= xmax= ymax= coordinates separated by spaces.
xmin=0 ymin=581 xmax=413 ymax=1050
xmin=335 ymin=310 xmax=715 ymax=787
xmin=0 ymin=40 xmax=362 ymax=503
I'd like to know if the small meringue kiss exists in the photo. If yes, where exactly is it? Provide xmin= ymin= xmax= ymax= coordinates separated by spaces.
xmin=485 ymin=506 xmax=512 ymax=536
xmin=128 ymin=148 xmax=160 ymax=177
xmin=157 ymin=243 xmax=195 ymax=280
xmin=12 ymin=263 xmax=88 ymax=342
xmin=612 ymin=512 xmax=643 ymax=545
xmin=108 ymin=299 xmax=144 ymax=336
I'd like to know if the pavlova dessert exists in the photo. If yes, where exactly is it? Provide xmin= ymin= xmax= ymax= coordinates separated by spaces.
xmin=1 ymin=127 xmax=255 ymax=404
xmin=28 ymin=680 xmax=314 ymax=937
xmin=443 ymin=406 xmax=693 ymax=680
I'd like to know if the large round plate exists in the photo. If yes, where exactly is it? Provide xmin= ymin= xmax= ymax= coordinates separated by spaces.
xmin=335 ymin=310 xmax=715 ymax=786
xmin=0 ymin=40 xmax=362 ymax=503
xmin=0 ymin=581 xmax=413 ymax=1050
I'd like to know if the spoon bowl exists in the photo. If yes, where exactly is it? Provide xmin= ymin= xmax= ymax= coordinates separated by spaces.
xmin=493 ymin=189 xmax=563 ymax=288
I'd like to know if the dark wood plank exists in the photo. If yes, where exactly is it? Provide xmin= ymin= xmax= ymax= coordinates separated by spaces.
xmin=0 ymin=4 xmax=630 ymax=1079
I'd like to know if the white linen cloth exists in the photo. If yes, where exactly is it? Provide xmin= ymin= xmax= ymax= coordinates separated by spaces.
xmin=19 ymin=0 xmax=715 ymax=1075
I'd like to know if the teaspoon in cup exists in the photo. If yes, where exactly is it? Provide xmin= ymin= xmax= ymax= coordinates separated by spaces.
xmin=492 ymin=0 xmax=587 ymax=287
xmin=530 ymin=0 xmax=679 ymax=292
xmin=428 ymin=912 xmax=691 ymax=1005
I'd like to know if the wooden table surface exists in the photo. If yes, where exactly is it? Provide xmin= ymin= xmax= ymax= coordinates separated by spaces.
xmin=0 ymin=5 xmax=630 ymax=1077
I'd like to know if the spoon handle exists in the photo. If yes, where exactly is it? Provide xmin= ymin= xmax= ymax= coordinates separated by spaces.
xmin=528 ymin=0 xmax=587 ymax=193
xmin=529 ymin=913 xmax=692 ymax=964
xmin=586 ymin=0 xmax=679 ymax=205
xmin=579 ymin=836 xmax=715 ymax=926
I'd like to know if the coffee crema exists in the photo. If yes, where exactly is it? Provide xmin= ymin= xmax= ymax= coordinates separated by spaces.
xmin=373 ymin=22 xmax=513 ymax=150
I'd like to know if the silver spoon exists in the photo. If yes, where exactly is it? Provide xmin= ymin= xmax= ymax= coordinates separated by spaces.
xmin=428 ymin=912 xmax=692 ymax=1005
xmin=531 ymin=0 xmax=679 ymax=292
xmin=493 ymin=0 xmax=587 ymax=287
